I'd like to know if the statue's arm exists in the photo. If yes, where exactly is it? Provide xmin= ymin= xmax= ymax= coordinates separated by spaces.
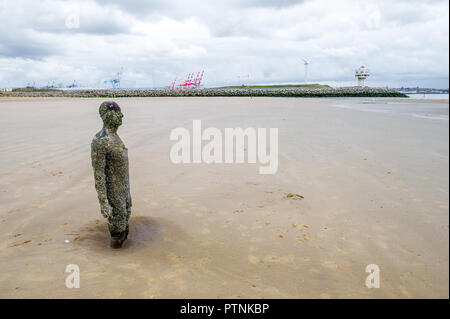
xmin=91 ymin=139 xmax=112 ymax=218
xmin=127 ymin=189 xmax=132 ymax=211
xmin=126 ymin=166 xmax=132 ymax=217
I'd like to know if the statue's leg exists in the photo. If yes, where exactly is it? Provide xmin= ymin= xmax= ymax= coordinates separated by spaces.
xmin=125 ymin=207 xmax=131 ymax=240
xmin=107 ymin=202 xmax=128 ymax=248
xmin=125 ymin=193 xmax=131 ymax=240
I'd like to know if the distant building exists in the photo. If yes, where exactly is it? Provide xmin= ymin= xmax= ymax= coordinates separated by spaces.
xmin=1 ymin=88 xmax=12 ymax=92
xmin=355 ymin=66 xmax=370 ymax=87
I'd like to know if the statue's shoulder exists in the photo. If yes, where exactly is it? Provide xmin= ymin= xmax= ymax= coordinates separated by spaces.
xmin=94 ymin=128 xmax=107 ymax=139
xmin=92 ymin=130 xmax=110 ymax=150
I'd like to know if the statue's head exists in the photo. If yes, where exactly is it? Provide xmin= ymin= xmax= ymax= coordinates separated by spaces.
xmin=99 ymin=101 xmax=123 ymax=129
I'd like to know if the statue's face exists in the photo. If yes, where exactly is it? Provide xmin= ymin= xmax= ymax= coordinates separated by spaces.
xmin=103 ymin=109 xmax=123 ymax=128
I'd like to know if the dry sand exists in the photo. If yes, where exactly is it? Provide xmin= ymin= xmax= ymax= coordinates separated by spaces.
xmin=0 ymin=96 xmax=448 ymax=298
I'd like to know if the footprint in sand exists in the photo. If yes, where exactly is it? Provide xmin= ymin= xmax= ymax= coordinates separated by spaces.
xmin=264 ymin=255 xmax=295 ymax=264
xmin=296 ymin=234 xmax=315 ymax=242
xmin=285 ymin=193 xmax=304 ymax=200
xmin=11 ymin=240 xmax=32 ymax=247
xmin=52 ymin=171 xmax=64 ymax=177
xmin=292 ymin=223 xmax=309 ymax=231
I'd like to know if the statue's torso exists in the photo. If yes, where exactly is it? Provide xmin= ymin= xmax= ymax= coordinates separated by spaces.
xmin=93 ymin=130 xmax=130 ymax=207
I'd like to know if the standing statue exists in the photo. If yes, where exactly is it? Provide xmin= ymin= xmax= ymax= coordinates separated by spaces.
xmin=91 ymin=101 xmax=132 ymax=248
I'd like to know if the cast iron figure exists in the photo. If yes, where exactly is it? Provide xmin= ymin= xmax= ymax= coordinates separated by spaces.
xmin=91 ymin=101 xmax=131 ymax=248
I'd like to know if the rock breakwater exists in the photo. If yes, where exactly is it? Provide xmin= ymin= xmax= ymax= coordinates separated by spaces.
xmin=1 ymin=87 xmax=407 ymax=98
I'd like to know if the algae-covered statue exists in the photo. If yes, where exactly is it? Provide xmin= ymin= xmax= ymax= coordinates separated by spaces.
xmin=91 ymin=101 xmax=131 ymax=248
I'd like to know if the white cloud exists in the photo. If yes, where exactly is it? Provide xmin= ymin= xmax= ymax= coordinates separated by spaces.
xmin=0 ymin=0 xmax=448 ymax=88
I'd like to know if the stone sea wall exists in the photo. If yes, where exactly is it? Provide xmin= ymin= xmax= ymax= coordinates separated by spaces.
xmin=0 ymin=87 xmax=408 ymax=98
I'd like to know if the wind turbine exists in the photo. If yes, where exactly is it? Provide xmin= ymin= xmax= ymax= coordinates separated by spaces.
xmin=301 ymin=58 xmax=309 ymax=83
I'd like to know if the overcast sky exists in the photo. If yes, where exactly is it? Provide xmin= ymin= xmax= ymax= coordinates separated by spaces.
xmin=0 ymin=0 xmax=448 ymax=88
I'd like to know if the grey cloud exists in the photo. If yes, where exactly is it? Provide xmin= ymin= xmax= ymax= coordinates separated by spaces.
xmin=33 ymin=14 xmax=132 ymax=35
xmin=92 ymin=0 xmax=306 ymax=38
xmin=1 ymin=0 xmax=132 ymax=36
xmin=0 ymin=38 xmax=58 ymax=59
xmin=91 ymin=0 xmax=169 ymax=17
xmin=242 ymin=0 xmax=306 ymax=8
xmin=0 ymin=0 xmax=130 ymax=60
xmin=92 ymin=0 xmax=306 ymax=19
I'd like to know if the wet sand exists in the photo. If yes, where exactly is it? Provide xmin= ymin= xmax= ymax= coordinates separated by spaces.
xmin=0 ymin=96 xmax=448 ymax=298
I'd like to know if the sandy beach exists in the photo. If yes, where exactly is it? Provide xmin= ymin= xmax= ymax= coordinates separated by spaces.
xmin=0 ymin=96 xmax=448 ymax=298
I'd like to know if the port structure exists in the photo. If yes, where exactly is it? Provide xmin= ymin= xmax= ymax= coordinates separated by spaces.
xmin=167 ymin=70 xmax=204 ymax=89
xmin=166 ymin=77 xmax=177 ymax=90
xmin=41 ymin=80 xmax=57 ymax=89
xmin=66 ymin=80 xmax=78 ymax=88
xmin=104 ymin=70 xmax=122 ymax=89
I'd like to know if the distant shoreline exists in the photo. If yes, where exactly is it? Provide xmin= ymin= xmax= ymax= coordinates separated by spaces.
xmin=0 ymin=87 xmax=408 ymax=98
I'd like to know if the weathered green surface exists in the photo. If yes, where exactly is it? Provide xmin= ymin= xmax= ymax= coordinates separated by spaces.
xmin=91 ymin=101 xmax=131 ymax=247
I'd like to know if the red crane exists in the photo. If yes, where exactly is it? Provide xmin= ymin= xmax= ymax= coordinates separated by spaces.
xmin=169 ymin=70 xmax=205 ymax=89
xmin=195 ymin=70 xmax=204 ymax=88
xmin=166 ymin=77 xmax=177 ymax=89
